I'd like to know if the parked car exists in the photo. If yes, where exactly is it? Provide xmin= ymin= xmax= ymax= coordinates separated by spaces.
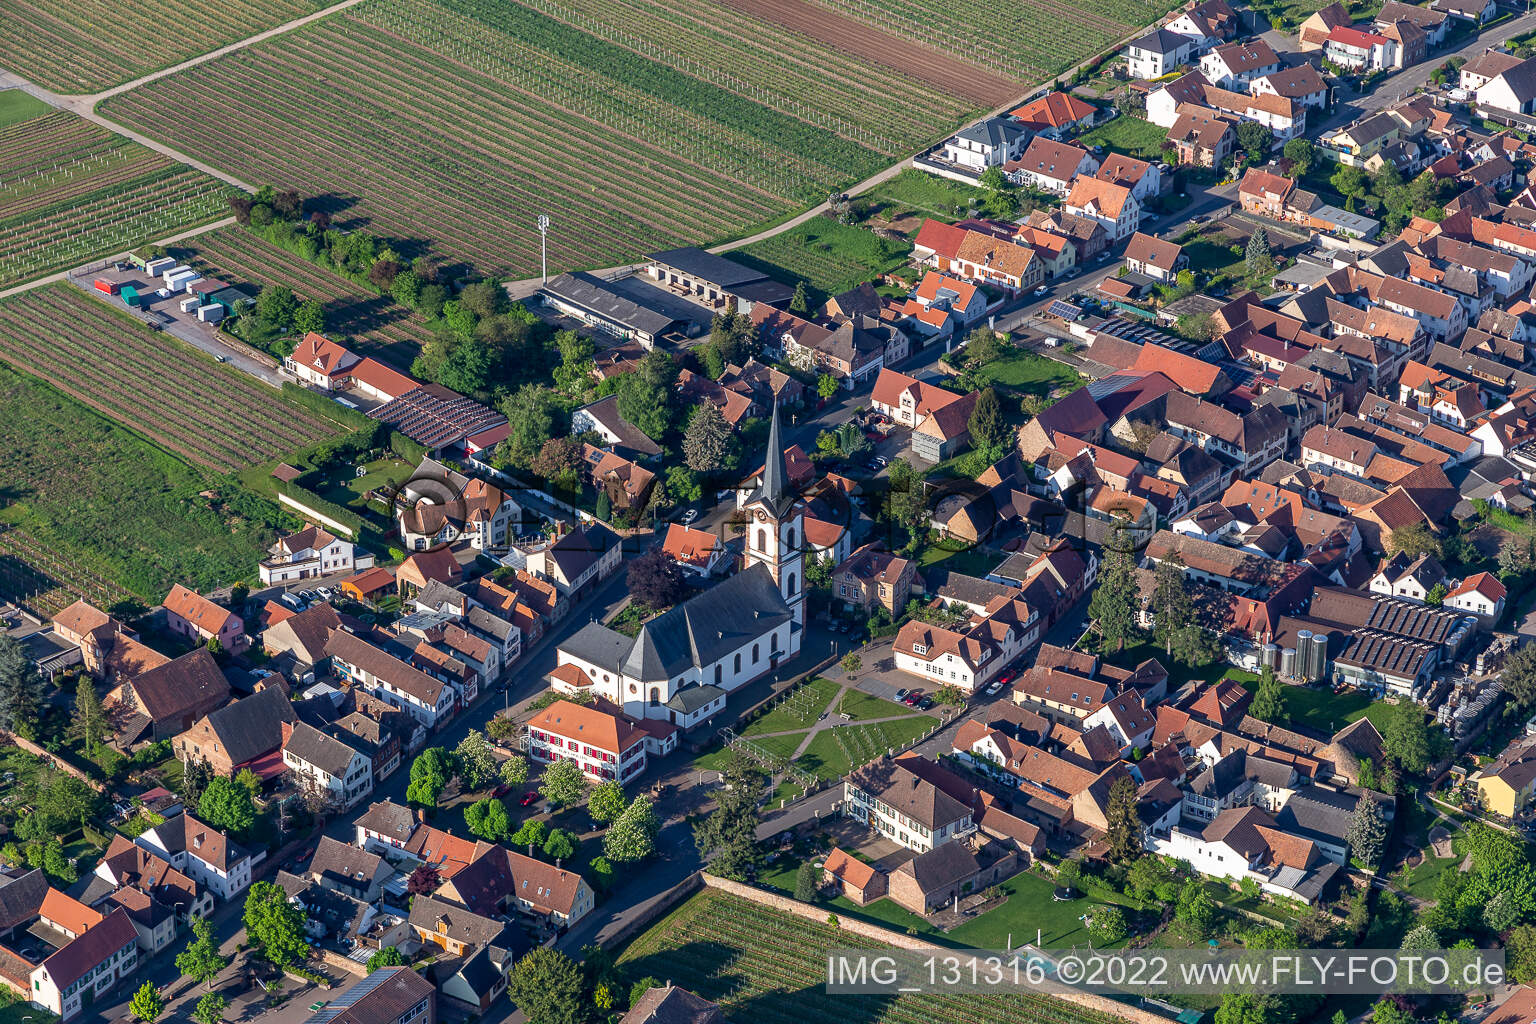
xmin=985 ymin=681 xmax=1004 ymax=696
xmin=894 ymin=688 xmax=909 ymax=701
xmin=156 ymin=288 xmax=170 ymax=298
xmin=680 ymin=508 xmax=700 ymax=525
xmin=919 ymin=696 xmax=935 ymax=710
xmin=520 ymin=791 xmax=539 ymax=807
xmin=316 ymin=586 xmax=334 ymax=600
xmin=1033 ymin=285 xmax=1048 ymax=296
xmin=903 ymin=691 xmax=922 ymax=706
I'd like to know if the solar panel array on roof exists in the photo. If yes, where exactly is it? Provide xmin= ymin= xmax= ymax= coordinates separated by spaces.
xmin=368 ymin=385 xmax=506 ymax=450
xmin=1047 ymin=299 xmax=1083 ymax=320
xmin=307 ymin=966 xmax=392 ymax=1023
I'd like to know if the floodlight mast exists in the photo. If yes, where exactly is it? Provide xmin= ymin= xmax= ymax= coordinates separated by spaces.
xmin=538 ymin=215 xmax=551 ymax=284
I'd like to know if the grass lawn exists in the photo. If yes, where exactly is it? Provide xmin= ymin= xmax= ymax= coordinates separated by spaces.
xmin=864 ymin=168 xmax=991 ymax=224
xmin=1232 ymin=679 xmax=1375 ymax=735
xmin=1343 ymin=700 xmax=1399 ymax=733
xmin=1399 ymin=855 xmax=1460 ymax=901
xmin=971 ymin=350 xmax=1085 ymax=398
xmin=0 ymin=90 xmax=50 ymax=129
xmin=836 ymin=688 xmax=926 ymax=722
xmin=798 ymin=716 xmax=936 ymax=781
xmin=1183 ymin=237 xmax=1246 ymax=276
xmin=739 ymin=677 xmax=842 ymax=737
xmin=731 ymin=217 xmax=912 ymax=306
xmin=915 ymin=540 xmax=1002 ymax=578
xmin=1076 ymin=116 xmax=1168 ymax=160
xmin=312 ymin=455 xmax=411 ymax=510
xmin=1097 ymin=637 xmax=1258 ymax=691
xmin=948 ymin=870 xmax=1141 ymax=949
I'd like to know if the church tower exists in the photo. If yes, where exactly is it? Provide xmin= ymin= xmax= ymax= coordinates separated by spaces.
xmin=742 ymin=403 xmax=805 ymax=626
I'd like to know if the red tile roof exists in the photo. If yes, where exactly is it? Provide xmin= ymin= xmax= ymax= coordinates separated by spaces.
xmin=1010 ymin=91 xmax=1098 ymax=129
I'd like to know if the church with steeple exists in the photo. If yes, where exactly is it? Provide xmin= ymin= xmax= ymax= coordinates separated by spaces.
xmin=547 ymin=406 xmax=803 ymax=726
xmin=740 ymin=404 xmax=806 ymax=627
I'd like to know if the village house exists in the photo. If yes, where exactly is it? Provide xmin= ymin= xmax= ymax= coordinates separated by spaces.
xmin=1199 ymin=39 xmax=1280 ymax=89
xmin=524 ymin=522 xmax=623 ymax=600
xmin=283 ymin=720 xmax=375 ymax=810
xmin=28 ymin=905 xmax=138 ymax=1021
xmin=660 ymin=523 xmax=729 ymax=577
xmin=327 ymin=629 xmax=457 ymax=729
xmin=1168 ymin=104 xmax=1237 ymax=168
xmin=172 ymin=684 xmax=295 ymax=778
xmin=135 ymin=812 xmax=253 ymax=902
xmin=1009 ymin=91 xmax=1099 ymax=136
xmin=1124 ymin=28 xmax=1193 ymax=79
xmin=1122 ymin=232 xmax=1187 ymax=283
xmin=939 ymin=116 xmax=1029 ymax=170
xmin=105 ymin=648 xmax=231 ymax=747
xmin=844 ymin=755 xmax=975 ymax=853
xmin=162 ymin=584 xmax=247 ymax=653
xmin=830 ymin=544 xmax=917 ymax=616
xmin=1064 ymin=176 xmax=1140 ymax=241
xmin=260 ymin=524 xmax=371 ymax=584
xmin=1005 ymin=138 xmax=1099 ymax=194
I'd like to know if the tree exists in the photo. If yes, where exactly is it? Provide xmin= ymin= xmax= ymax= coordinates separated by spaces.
xmin=605 ymin=795 xmax=660 ymax=863
xmin=1382 ymin=701 xmax=1432 ymax=774
xmin=1485 ymin=889 xmax=1522 ymax=933
xmin=595 ymin=491 xmax=612 ymax=523
xmin=243 ymin=880 xmax=308 ymax=970
xmin=191 ymin=992 xmax=228 ymax=1024
xmin=1249 ymin=665 xmax=1286 ymax=723
xmin=962 ymin=328 xmax=1004 ymax=368
xmin=1387 ymin=522 xmax=1442 ymax=560
xmin=130 ymin=981 xmax=165 ymax=1023
xmin=1506 ymin=644 xmax=1536 ymax=711
xmin=789 ymin=281 xmax=811 ymax=315
xmin=682 ymin=402 xmax=733 ymax=473
xmin=175 ymin=916 xmax=229 ymax=991
xmin=293 ymin=299 xmax=326 ymax=336
xmin=406 ymin=747 xmax=454 ymax=808
xmin=530 ymin=437 xmax=586 ymax=484
xmin=69 ymin=676 xmax=109 ymax=758
xmin=198 ymin=776 xmax=256 ymax=837
xmin=1104 ymin=776 xmax=1142 ymax=864
xmin=795 ymin=860 xmax=819 ymax=901
xmin=1057 ymin=857 xmax=1083 ymax=892
xmin=0 ymin=635 xmax=44 ymax=737
xmin=540 ymin=758 xmax=589 ymax=808
xmin=884 ymin=460 xmax=928 ymax=545
xmin=1331 ymin=164 xmax=1371 ymax=199
xmin=1088 ymin=524 xmax=1139 ymax=651
xmin=1151 ymin=554 xmax=1195 ymax=657
xmin=1087 ymin=906 xmax=1127 ymax=944
xmin=1508 ymin=924 xmax=1536 ymax=982
xmin=508 ymin=948 xmax=588 ymax=1024
xmin=513 ymin=818 xmax=549 ymax=856
xmin=817 ymin=373 xmax=839 ymax=400
xmin=543 ymin=827 xmax=578 ymax=864
xmin=1176 ymin=878 xmax=1217 ymax=938
xmin=407 ymin=864 xmax=440 ymax=896
xmin=465 ymin=797 xmax=512 ymax=841
xmin=1244 ymin=228 xmax=1275 ymax=282
xmin=1346 ymin=797 xmax=1388 ymax=869
xmin=1236 ymin=121 xmax=1272 ymax=159
xmin=181 ymin=756 xmax=213 ymax=804
xmin=500 ymin=754 xmax=530 ymax=786
xmin=234 ymin=768 xmax=262 ymax=802
xmin=455 ymin=730 xmax=500 ymax=790
xmin=590 ymin=856 xmax=615 ymax=893
xmin=615 ymin=349 xmax=678 ymax=440
xmin=627 ymin=548 xmax=689 ymax=610
xmin=1215 ymin=993 xmax=1288 ymax=1024
xmin=254 ymin=284 xmax=299 ymax=332
xmin=1282 ymin=138 xmax=1314 ymax=176
xmin=497 ymin=385 xmax=561 ymax=470
xmin=366 ymin=947 xmax=405 ymax=972
xmin=694 ymin=755 xmax=764 ymax=878
xmin=840 ymin=652 xmax=862 ymax=673
xmin=588 ymin=780 xmax=626 ymax=824
xmin=968 ymin=387 xmax=1008 ymax=451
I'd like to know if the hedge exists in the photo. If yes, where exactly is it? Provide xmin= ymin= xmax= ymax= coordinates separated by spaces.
xmin=281 ymin=382 xmax=376 ymax=432
xmin=390 ymin=431 xmax=428 ymax=464
xmin=273 ymin=478 xmax=365 ymax=537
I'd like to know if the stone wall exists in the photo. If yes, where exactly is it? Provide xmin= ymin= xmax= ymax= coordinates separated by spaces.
xmin=1 ymin=735 xmax=105 ymax=791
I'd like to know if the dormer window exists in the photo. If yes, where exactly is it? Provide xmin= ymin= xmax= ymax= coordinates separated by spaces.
xmin=913 ymin=643 xmax=927 ymax=655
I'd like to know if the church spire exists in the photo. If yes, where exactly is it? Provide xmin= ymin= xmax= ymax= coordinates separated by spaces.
xmin=762 ymin=401 xmax=788 ymax=509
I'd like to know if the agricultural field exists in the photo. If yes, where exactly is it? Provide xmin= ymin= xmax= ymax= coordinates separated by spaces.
xmin=791 ymin=0 xmax=1177 ymax=84
xmin=0 ymin=361 xmax=289 ymax=610
xmin=732 ymin=217 xmax=913 ymax=305
xmin=619 ymin=889 xmax=1130 ymax=1024
xmin=0 ymin=111 xmax=235 ymax=288
xmin=177 ymin=226 xmax=427 ymax=366
xmin=100 ymin=0 xmax=988 ymax=279
xmin=0 ymin=284 xmax=348 ymax=472
xmin=0 ymin=0 xmax=328 ymax=93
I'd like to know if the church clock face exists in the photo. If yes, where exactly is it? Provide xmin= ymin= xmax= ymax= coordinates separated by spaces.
xmin=752 ymin=508 xmax=773 ymax=523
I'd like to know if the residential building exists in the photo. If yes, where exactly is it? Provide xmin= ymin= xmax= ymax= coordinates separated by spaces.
xmin=105 ymin=649 xmax=231 ymax=747
xmin=1124 ymin=28 xmax=1193 ymax=79
xmin=434 ymin=844 xmax=594 ymax=926
xmin=844 ymin=755 xmax=976 ymax=853
xmin=1005 ymin=138 xmax=1099 ymax=194
xmin=570 ymin=395 xmax=663 ymax=460
xmin=299 ymin=965 xmax=435 ymax=1024
xmin=1168 ymin=104 xmax=1236 ymax=167
xmin=1123 ymin=232 xmax=1187 ymax=282
xmin=830 ymin=544 xmax=917 ymax=616
xmin=29 ymin=906 xmax=138 ymax=1021
xmin=660 ymin=523 xmax=729 ymax=577
xmin=1064 ymin=176 xmax=1140 ymax=241
xmin=1473 ymin=735 xmax=1536 ymax=817
xmin=1200 ymin=39 xmax=1280 ymax=89
xmin=260 ymin=525 xmax=370 ymax=584
xmin=1443 ymin=572 xmax=1507 ymax=627
xmin=283 ymin=721 xmax=374 ymax=811
xmin=397 ymin=477 xmax=520 ymax=553
xmin=1009 ymin=91 xmax=1099 ymax=135
xmin=172 ymin=684 xmax=295 ymax=778
xmin=326 ymin=629 xmax=457 ymax=729
xmin=1324 ymin=26 xmax=1397 ymax=70
xmin=162 ymin=584 xmax=247 ymax=653
xmin=524 ymin=522 xmax=623 ymax=600
xmin=135 ymin=812 xmax=252 ymax=902
xmin=940 ymin=116 xmax=1029 ymax=170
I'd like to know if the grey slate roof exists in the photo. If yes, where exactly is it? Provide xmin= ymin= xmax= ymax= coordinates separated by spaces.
xmin=354 ymin=800 xmax=415 ymax=844
xmin=543 ymin=272 xmax=682 ymax=338
xmin=563 ymin=564 xmax=791 ymax=682
xmin=285 ymin=720 xmax=363 ymax=776
xmin=1273 ymin=787 xmax=1356 ymax=846
xmin=0 ymin=868 xmax=46 ymax=930
xmin=646 ymin=247 xmax=766 ymax=288
xmin=1129 ymin=28 xmax=1191 ymax=54
xmin=465 ymin=606 xmax=517 ymax=645
xmin=897 ymin=841 xmax=982 ymax=892
xmin=623 ymin=986 xmax=723 ymax=1024
xmin=747 ymin=403 xmax=797 ymax=519
xmin=666 ymin=684 xmax=727 ymax=714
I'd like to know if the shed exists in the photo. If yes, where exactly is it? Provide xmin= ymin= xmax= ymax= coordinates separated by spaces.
xmin=120 ymin=285 xmax=140 ymax=307
xmin=206 ymin=286 xmax=256 ymax=315
xmin=197 ymin=304 xmax=226 ymax=324
xmin=143 ymin=256 xmax=175 ymax=276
